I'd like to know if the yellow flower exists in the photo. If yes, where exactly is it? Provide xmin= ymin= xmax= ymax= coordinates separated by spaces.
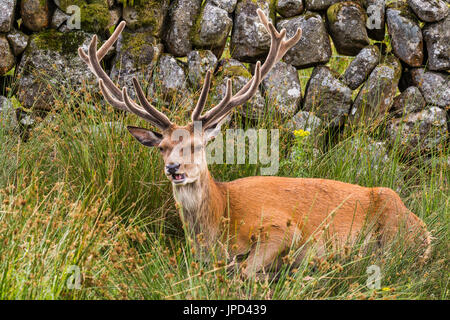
xmin=293 ymin=129 xmax=310 ymax=137
xmin=382 ymin=287 xmax=391 ymax=291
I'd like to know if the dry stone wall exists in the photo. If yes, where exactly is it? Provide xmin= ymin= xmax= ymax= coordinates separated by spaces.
xmin=0 ymin=0 xmax=449 ymax=150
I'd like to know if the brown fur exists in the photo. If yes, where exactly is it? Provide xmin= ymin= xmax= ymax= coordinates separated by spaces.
xmin=174 ymin=173 xmax=432 ymax=277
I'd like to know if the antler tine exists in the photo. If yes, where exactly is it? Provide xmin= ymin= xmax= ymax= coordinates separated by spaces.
xmin=132 ymin=77 xmax=172 ymax=128
xmin=78 ymin=21 xmax=126 ymax=66
xmin=122 ymin=87 xmax=164 ymax=125
xmin=99 ymin=79 xmax=162 ymax=127
xmin=87 ymin=34 xmax=122 ymax=100
xmin=203 ymin=63 xmax=260 ymax=128
xmin=78 ymin=21 xmax=172 ymax=130
xmin=191 ymin=70 xmax=212 ymax=121
xmin=98 ymin=79 xmax=128 ymax=111
xmin=198 ymin=8 xmax=301 ymax=129
xmin=201 ymin=78 xmax=233 ymax=127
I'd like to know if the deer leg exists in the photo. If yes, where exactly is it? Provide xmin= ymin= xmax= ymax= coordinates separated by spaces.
xmin=242 ymin=240 xmax=286 ymax=278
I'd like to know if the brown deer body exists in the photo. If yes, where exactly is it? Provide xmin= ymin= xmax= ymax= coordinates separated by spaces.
xmin=79 ymin=10 xmax=431 ymax=277
xmin=177 ymin=173 xmax=431 ymax=275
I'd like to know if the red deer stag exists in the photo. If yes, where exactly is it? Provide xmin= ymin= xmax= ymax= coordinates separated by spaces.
xmin=78 ymin=9 xmax=431 ymax=277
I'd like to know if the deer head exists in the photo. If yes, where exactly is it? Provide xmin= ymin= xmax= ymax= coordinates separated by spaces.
xmin=78 ymin=9 xmax=301 ymax=187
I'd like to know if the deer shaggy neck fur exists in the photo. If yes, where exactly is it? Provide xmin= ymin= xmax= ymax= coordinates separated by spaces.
xmin=173 ymin=171 xmax=225 ymax=246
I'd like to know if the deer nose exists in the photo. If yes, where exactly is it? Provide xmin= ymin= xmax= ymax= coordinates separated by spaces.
xmin=166 ymin=163 xmax=180 ymax=174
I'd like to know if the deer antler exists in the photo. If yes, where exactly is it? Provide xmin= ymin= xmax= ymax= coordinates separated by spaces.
xmin=79 ymin=9 xmax=300 ymax=132
xmin=78 ymin=21 xmax=172 ymax=131
xmin=191 ymin=9 xmax=302 ymax=129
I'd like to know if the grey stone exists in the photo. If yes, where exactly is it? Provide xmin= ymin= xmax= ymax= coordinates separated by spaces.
xmin=277 ymin=12 xmax=331 ymax=68
xmin=391 ymin=86 xmax=426 ymax=117
xmin=212 ymin=59 xmax=266 ymax=120
xmin=386 ymin=3 xmax=423 ymax=67
xmin=0 ymin=0 xmax=15 ymax=33
xmin=21 ymin=0 xmax=50 ymax=32
xmin=0 ymin=35 xmax=15 ymax=76
xmin=230 ymin=0 xmax=275 ymax=63
xmin=209 ymin=0 xmax=237 ymax=13
xmin=262 ymin=61 xmax=302 ymax=118
xmin=111 ymin=30 xmax=163 ymax=100
xmin=6 ymin=29 xmax=29 ymax=56
xmin=152 ymin=54 xmax=188 ymax=102
xmin=122 ymin=0 xmax=169 ymax=35
xmin=327 ymin=1 xmax=370 ymax=56
xmin=423 ymin=15 xmax=450 ymax=71
xmin=192 ymin=3 xmax=233 ymax=51
xmin=407 ymin=0 xmax=449 ymax=23
xmin=276 ymin=0 xmax=304 ymax=18
xmin=16 ymin=30 xmax=98 ymax=111
xmin=187 ymin=50 xmax=218 ymax=89
xmin=350 ymin=56 xmax=402 ymax=123
xmin=410 ymin=69 xmax=450 ymax=108
xmin=58 ymin=24 xmax=72 ymax=33
xmin=305 ymin=0 xmax=345 ymax=10
xmin=286 ymin=111 xmax=322 ymax=133
xmin=342 ymin=45 xmax=380 ymax=90
xmin=164 ymin=0 xmax=202 ymax=57
xmin=303 ymin=66 xmax=352 ymax=127
xmin=0 ymin=96 xmax=18 ymax=131
xmin=387 ymin=106 xmax=448 ymax=152
xmin=51 ymin=8 xmax=69 ymax=29
xmin=364 ymin=0 xmax=385 ymax=41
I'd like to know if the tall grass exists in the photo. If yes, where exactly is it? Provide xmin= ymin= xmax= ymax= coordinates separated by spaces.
xmin=1 ymin=41 xmax=449 ymax=300
xmin=0 ymin=81 xmax=448 ymax=299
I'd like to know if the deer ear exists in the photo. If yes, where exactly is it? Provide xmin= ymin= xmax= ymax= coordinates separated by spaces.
xmin=204 ymin=117 xmax=226 ymax=143
xmin=127 ymin=126 xmax=163 ymax=147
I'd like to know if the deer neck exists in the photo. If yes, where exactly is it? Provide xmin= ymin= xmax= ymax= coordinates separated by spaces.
xmin=172 ymin=170 xmax=226 ymax=245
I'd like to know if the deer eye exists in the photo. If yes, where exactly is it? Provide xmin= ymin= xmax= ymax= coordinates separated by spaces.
xmin=159 ymin=146 xmax=164 ymax=152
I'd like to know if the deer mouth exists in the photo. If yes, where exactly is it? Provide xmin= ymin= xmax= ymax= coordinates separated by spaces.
xmin=171 ymin=173 xmax=186 ymax=184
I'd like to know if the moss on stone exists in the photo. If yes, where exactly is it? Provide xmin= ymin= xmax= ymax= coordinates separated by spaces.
xmin=126 ymin=0 xmax=167 ymax=34
xmin=56 ymin=0 xmax=109 ymax=33
xmin=383 ymin=54 xmax=402 ymax=81
xmin=32 ymin=29 xmax=88 ymax=56
xmin=222 ymin=65 xmax=251 ymax=78
xmin=121 ymin=33 xmax=147 ymax=58
xmin=80 ymin=3 xmax=110 ymax=34
xmin=386 ymin=1 xmax=420 ymax=21
xmin=327 ymin=2 xmax=343 ymax=25
xmin=190 ymin=3 xmax=232 ymax=48
xmin=115 ymin=31 xmax=161 ymax=69
xmin=190 ymin=2 xmax=206 ymax=45
xmin=217 ymin=59 xmax=252 ymax=79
